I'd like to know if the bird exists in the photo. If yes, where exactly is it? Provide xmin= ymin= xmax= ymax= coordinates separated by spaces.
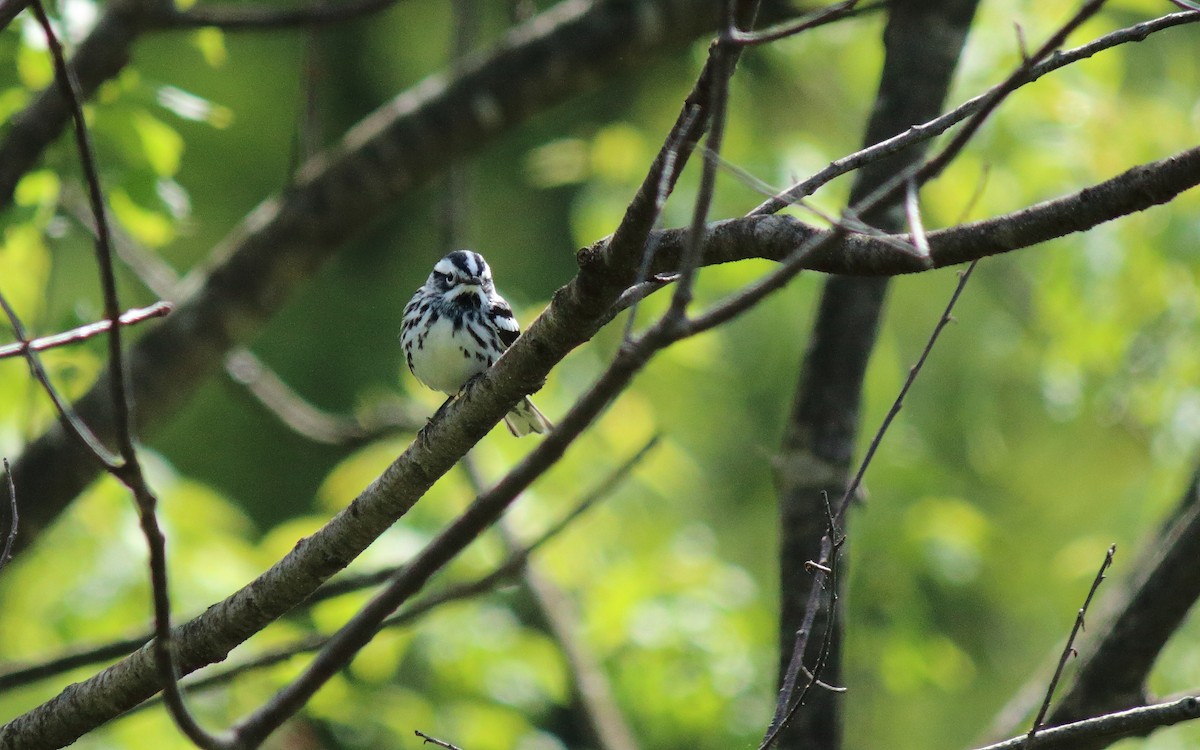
xmin=400 ymin=250 xmax=552 ymax=436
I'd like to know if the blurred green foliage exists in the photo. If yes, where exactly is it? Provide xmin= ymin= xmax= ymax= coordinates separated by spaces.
xmin=1 ymin=1 xmax=1199 ymax=749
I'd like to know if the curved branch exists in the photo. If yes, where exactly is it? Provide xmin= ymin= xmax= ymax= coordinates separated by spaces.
xmin=640 ymin=144 xmax=1200 ymax=276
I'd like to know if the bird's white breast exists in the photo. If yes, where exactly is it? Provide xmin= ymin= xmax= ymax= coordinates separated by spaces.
xmin=406 ymin=314 xmax=490 ymax=394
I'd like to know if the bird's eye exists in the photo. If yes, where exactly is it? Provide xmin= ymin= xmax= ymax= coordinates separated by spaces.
xmin=432 ymin=271 xmax=450 ymax=284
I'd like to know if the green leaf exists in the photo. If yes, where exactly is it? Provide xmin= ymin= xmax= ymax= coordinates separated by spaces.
xmin=14 ymin=170 xmax=61 ymax=209
xmin=133 ymin=111 xmax=184 ymax=177
xmin=193 ymin=28 xmax=227 ymax=68
xmin=109 ymin=188 xmax=175 ymax=247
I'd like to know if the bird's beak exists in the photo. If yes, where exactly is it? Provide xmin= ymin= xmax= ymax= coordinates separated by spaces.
xmin=448 ymin=278 xmax=484 ymax=299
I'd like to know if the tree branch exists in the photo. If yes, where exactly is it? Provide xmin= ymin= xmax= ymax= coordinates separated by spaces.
xmin=989 ymin=460 xmax=1200 ymax=744
xmin=638 ymin=143 xmax=1200 ymax=278
xmin=0 ymin=458 xmax=15 ymax=574
xmin=770 ymin=3 xmax=980 ymax=744
xmin=0 ymin=303 xmax=173 ymax=361
xmin=145 ymin=0 xmax=412 ymax=31
xmin=977 ymin=696 xmax=1200 ymax=750
xmin=751 ymin=9 xmax=1200 ymax=216
xmin=4 ymin=0 xmax=775 ymax=559
xmin=1027 ymin=545 xmax=1117 ymax=741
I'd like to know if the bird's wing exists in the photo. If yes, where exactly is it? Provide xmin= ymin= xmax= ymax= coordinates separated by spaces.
xmin=491 ymin=301 xmax=521 ymax=348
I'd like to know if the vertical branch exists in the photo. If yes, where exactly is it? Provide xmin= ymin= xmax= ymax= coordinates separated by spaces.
xmin=666 ymin=0 xmax=759 ymax=318
xmin=0 ymin=458 xmax=16 ymax=574
xmin=28 ymin=3 xmax=233 ymax=748
xmin=771 ymin=2 xmax=980 ymax=749
xmin=29 ymin=0 xmax=134 ymax=460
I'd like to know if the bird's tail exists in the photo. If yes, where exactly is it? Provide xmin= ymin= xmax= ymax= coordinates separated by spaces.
xmin=504 ymin=397 xmax=552 ymax=437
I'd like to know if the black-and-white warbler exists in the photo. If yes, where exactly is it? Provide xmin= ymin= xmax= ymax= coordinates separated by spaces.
xmin=400 ymin=250 xmax=552 ymax=437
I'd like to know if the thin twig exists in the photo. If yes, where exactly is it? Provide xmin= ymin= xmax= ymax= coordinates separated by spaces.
xmin=461 ymin=443 xmax=655 ymax=750
xmin=622 ymin=104 xmax=702 ymax=342
xmin=915 ymin=0 xmax=1108 ymax=189
xmin=666 ymin=11 xmax=741 ymax=319
xmin=760 ymin=507 xmax=846 ymax=750
xmin=30 ymin=0 xmax=133 ymax=462
xmin=728 ymin=0 xmax=870 ymax=46
xmin=0 ymin=458 xmax=16 ymax=574
xmin=836 ymin=260 xmax=977 ymax=521
xmin=0 ymin=303 xmax=173 ymax=361
xmin=0 ymin=287 xmax=121 ymax=468
xmin=750 ymin=5 xmax=1195 ymax=217
xmin=759 ymin=260 xmax=978 ymax=750
xmin=30 ymin=2 xmax=231 ymax=747
xmin=415 ymin=730 xmax=465 ymax=750
xmin=1025 ymin=544 xmax=1117 ymax=742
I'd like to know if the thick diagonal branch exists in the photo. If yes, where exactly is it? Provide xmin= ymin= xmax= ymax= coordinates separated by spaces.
xmin=4 ymin=0 xmax=758 ymax=556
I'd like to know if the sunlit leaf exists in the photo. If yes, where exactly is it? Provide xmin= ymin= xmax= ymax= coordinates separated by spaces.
xmin=108 ymin=188 xmax=174 ymax=247
xmin=192 ymin=28 xmax=227 ymax=68
xmin=132 ymin=111 xmax=184 ymax=177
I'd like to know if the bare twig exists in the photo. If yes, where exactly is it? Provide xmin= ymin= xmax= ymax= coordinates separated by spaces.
xmin=750 ymin=7 xmax=1199 ymax=217
xmin=837 ymin=260 xmax=976 ymax=520
xmin=914 ymin=0 xmax=1108 ymax=188
xmin=977 ymin=696 xmax=1200 ymax=750
xmin=0 ymin=458 xmax=16 ymax=574
xmin=622 ymin=105 xmax=702 ymax=342
xmin=760 ymin=261 xmax=979 ymax=750
xmin=0 ymin=303 xmax=173 ymax=361
xmin=1026 ymin=545 xmax=1118 ymax=743
xmin=461 ymin=441 xmax=657 ymax=750
xmin=415 ymin=730 xmax=466 ymax=750
xmin=760 ymin=504 xmax=845 ymax=750
xmin=0 ymin=287 xmax=121 ymax=468
xmin=29 ymin=0 xmax=131 ymax=459
xmin=30 ymin=2 xmax=231 ymax=747
xmin=728 ymin=0 xmax=870 ymax=46
xmin=666 ymin=9 xmax=741 ymax=319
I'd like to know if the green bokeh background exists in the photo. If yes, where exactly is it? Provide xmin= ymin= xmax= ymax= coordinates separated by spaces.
xmin=1 ymin=1 xmax=1199 ymax=748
